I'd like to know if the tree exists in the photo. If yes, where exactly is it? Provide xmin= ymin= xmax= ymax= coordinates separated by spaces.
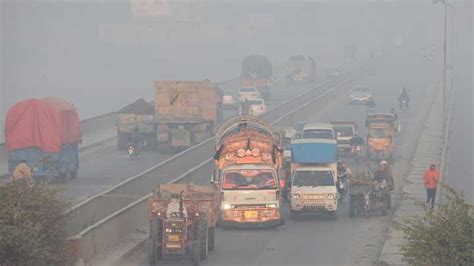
xmin=0 ymin=180 xmax=74 ymax=266
xmin=399 ymin=183 xmax=474 ymax=265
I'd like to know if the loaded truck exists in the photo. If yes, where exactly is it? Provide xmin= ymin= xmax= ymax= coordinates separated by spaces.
xmin=148 ymin=183 xmax=219 ymax=266
xmin=241 ymin=55 xmax=273 ymax=100
xmin=212 ymin=116 xmax=285 ymax=227
xmin=116 ymin=98 xmax=156 ymax=150
xmin=154 ymin=81 xmax=223 ymax=152
xmin=286 ymin=55 xmax=316 ymax=85
xmin=5 ymin=97 xmax=81 ymax=180
xmin=289 ymin=138 xmax=339 ymax=217
xmin=331 ymin=121 xmax=357 ymax=155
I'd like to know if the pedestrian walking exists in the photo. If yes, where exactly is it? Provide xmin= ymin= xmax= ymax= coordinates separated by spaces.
xmin=423 ymin=163 xmax=440 ymax=209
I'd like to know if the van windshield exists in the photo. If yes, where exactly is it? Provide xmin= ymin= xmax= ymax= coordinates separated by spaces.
xmin=293 ymin=170 xmax=335 ymax=187
xmin=223 ymin=170 xmax=277 ymax=190
xmin=302 ymin=129 xmax=334 ymax=139
xmin=334 ymin=126 xmax=354 ymax=137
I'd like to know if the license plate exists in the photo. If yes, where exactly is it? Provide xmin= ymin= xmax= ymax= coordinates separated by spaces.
xmin=244 ymin=211 xmax=258 ymax=219
xmin=168 ymin=235 xmax=180 ymax=241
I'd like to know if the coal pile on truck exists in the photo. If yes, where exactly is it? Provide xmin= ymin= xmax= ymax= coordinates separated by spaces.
xmin=240 ymin=55 xmax=273 ymax=100
xmin=116 ymin=98 xmax=156 ymax=150
xmin=5 ymin=97 xmax=81 ymax=180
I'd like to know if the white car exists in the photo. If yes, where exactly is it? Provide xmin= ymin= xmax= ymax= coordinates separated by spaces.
xmin=237 ymin=86 xmax=260 ymax=102
xmin=349 ymin=86 xmax=372 ymax=104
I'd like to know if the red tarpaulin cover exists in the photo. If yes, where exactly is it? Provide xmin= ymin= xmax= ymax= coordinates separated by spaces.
xmin=5 ymin=98 xmax=81 ymax=153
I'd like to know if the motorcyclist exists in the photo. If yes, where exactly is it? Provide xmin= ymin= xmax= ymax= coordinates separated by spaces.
xmin=373 ymin=161 xmax=394 ymax=191
xmin=239 ymin=99 xmax=251 ymax=116
xmin=399 ymin=88 xmax=410 ymax=108
xmin=336 ymin=161 xmax=351 ymax=197
xmin=350 ymin=133 xmax=365 ymax=154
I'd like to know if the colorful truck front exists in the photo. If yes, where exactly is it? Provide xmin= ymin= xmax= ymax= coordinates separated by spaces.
xmin=213 ymin=116 xmax=284 ymax=227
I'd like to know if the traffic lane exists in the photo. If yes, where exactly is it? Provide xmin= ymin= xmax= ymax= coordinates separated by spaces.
xmin=59 ymin=78 xmax=316 ymax=202
xmin=122 ymin=52 xmax=438 ymax=266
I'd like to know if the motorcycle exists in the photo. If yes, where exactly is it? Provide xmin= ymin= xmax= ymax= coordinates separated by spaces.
xmin=399 ymin=98 xmax=409 ymax=111
xmin=352 ymin=145 xmax=363 ymax=163
xmin=337 ymin=173 xmax=349 ymax=201
xmin=128 ymin=144 xmax=139 ymax=160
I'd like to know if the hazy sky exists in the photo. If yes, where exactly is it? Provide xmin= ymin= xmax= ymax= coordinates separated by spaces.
xmin=0 ymin=0 xmax=451 ymax=142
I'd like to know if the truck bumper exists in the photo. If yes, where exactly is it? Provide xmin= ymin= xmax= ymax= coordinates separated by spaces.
xmin=291 ymin=200 xmax=338 ymax=212
xmin=220 ymin=209 xmax=282 ymax=228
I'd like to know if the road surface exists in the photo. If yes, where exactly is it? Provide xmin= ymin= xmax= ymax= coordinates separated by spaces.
xmin=121 ymin=50 xmax=439 ymax=265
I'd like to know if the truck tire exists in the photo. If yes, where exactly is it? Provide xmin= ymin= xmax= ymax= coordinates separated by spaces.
xmin=70 ymin=169 xmax=78 ymax=179
xmin=208 ymin=226 xmax=215 ymax=251
xmin=117 ymin=133 xmax=128 ymax=150
xmin=197 ymin=218 xmax=209 ymax=260
xmin=349 ymin=198 xmax=356 ymax=217
xmin=192 ymin=241 xmax=201 ymax=266
xmin=148 ymin=218 xmax=162 ymax=265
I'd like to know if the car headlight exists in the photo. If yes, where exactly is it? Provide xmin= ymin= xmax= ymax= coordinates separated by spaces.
xmin=266 ymin=203 xmax=277 ymax=209
xmin=222 ymin=203 xmax=233 ymax=210
xmin=292 ymin=194 xmax=301 ymax=199
xmin=165 ymin=228 xmax=173 ymax=233
xmin=327 ymin=194 xmax=335 ymax=200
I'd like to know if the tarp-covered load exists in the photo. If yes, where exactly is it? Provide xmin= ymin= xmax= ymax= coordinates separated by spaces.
xmin=241 ymin=55 xmax=273 ymax=80
xmin=291 ymin=138 xmax=337 ymax=164
xmin=5 ymin=97 xmax=81 ymax=153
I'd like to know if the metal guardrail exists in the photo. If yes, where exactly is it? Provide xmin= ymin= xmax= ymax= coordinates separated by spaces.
xmin=70 ymin=74 xmax=358 ymax=263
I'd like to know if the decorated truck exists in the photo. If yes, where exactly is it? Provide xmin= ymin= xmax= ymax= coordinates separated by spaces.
xmin=148 ymin=183 xmax=219 ymax=266
xmin=240 ymin=55 xmax=273 ymax=100
xmin=5 ymin=97 xmax=81 ymax=180
xmin=116 ymin=98 xmax=156 ymax=150
xmin=212 ymin=116 xmax=284 ymax=227
xmin=154 ymin=80 xmax=223 ymax=152
xmin=289 ymin=138 xmax=339 ymax=217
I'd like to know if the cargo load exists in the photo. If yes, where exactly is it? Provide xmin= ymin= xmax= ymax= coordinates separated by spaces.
xmin=154 ymin=80 xmax=222 ymax=151
xmin=116 ymin=98 xmax=156 ymax=150
xmin=5 ymin=97 xmax=81 ymax=179
xmin=291 ymin=138 xmax=337 ymax=164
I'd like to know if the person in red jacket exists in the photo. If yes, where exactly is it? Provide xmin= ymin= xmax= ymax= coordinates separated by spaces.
xmin=423 ymin=164 xmax=441 ymax=209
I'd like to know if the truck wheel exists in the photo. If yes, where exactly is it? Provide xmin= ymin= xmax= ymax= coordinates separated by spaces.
xmin=117 ymin=133 xmax=127 ymax=150
xmin=208 ymin=226 xmax=215 ymax=251
xmin=197 ymin=218 xmax=209 ymax=260
xmin=386 ymin=194 xmax=392 ymax=210
xmin=71 ymin=169 xmax=78 ymax=179
xmin=192 ymin=241 xmax=201 ymax=266
xmin=148 ymin=218 xmax=162 ymax=265
xmin=349 ymin=198 xmax=356 ymax=217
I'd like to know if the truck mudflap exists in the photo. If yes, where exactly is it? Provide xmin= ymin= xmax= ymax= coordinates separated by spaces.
xmin=220 ymin=208 xmax=282 ymax=227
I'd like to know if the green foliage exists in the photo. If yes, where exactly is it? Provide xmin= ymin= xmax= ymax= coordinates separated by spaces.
xmin=0 ymin=181 xmax=74 ymax=266
xmin=399 ymin=183 xmax=474 ymax=266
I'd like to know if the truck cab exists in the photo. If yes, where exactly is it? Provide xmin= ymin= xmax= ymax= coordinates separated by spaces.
xmin=290 ymin=138 xmax=339 ymax=216
xmin=217 ymin=164 xmax=283 ymax=227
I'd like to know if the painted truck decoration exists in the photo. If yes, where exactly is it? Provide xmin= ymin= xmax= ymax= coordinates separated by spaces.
xmin=213 ymin=116 xmax=284 ymax=227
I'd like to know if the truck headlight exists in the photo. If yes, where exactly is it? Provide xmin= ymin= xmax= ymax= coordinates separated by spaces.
xmin=327 ymin=194 xmax=335 ymax=200
xmin=266 ymin=203 xmax=277 ymax=209
xmin=292 ymin=194 xmax=300 ymax=199
xmin=222 ymin=203 xmax=233 ymax=210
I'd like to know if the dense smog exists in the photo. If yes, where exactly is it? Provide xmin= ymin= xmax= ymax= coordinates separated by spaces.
xmin=0 ymin=0 xmax=472 ymax=265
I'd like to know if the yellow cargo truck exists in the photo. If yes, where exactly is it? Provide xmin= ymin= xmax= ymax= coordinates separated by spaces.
xmin=154 ymin=81 xmax=222 ymax=151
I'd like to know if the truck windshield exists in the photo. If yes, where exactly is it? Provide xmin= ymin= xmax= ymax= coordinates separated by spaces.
xmin=302 ymin=129 xmax=334 ymax=139
xmin=368 ymin=128 xmax=390 ymax=138
xmin=240 ymin=87 xmax=256 ymax=92
xmin=293 ymin=170 xmax=335 ymax=187
xmin=223 ymin=170 xmax=277 ymax=190
xmin=334 ymin=127 xmax=353 ymax=137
